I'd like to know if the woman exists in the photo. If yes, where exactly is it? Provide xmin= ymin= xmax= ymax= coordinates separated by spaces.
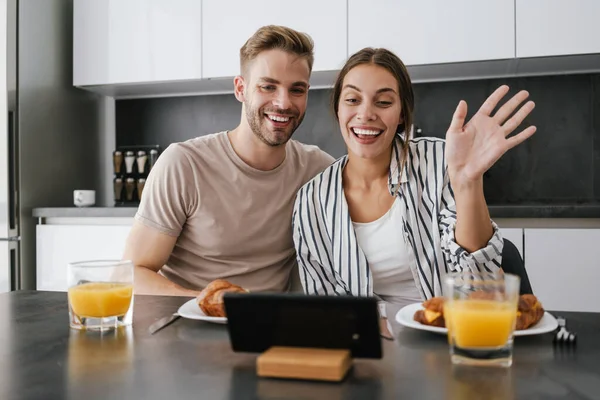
xmin=291 ymin=48 xmax=536 ymax=314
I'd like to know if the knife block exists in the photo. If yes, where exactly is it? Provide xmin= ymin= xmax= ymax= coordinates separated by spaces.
xmin=256 ymin=346 xmax=352 ymax=382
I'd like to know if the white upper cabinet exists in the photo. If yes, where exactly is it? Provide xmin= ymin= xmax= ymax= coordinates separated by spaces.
xmin=73 ymin=0 xmax=202 ymax=86
xmin=72 ymin=0 xmax=600 ymax=97
xmin=201 ymin=0 xmax=347 ymax=79
xmin=348 ymin=0 xmax=515 ymax=65
xmin=516 ymin=0 xmax=600 ymax=58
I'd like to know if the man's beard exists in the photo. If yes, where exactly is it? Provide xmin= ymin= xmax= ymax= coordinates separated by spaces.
xmin=245 ymin=103 xmax=304 ymax=147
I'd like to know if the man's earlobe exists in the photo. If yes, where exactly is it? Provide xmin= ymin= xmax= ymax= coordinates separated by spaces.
xmin=233 ymin=76 xmax=246 ymax=102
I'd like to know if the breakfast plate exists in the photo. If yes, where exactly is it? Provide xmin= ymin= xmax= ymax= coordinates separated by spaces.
xmin=177 ymin=298 xmax=227 ymax=324
xmin=395 ymin=302 xmax=559 ymax=336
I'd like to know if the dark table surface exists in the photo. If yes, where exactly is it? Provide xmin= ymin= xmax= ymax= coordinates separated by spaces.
xmin=1 ymin=291 xmax=599 ymax=400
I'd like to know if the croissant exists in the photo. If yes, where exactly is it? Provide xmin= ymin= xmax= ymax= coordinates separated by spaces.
xmin=196 ymin=279 xmax=247 ymax=317
xmin=413 ymin=297 xmax=446 ymax=327
xmin=516 ymin=294 xmax=545 ymax=330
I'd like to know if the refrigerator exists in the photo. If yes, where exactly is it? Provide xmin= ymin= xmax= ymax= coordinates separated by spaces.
xmin=0 ymin=0 xmax=18 ymax=292
xmin=1 ymin=0 xmax=107 ymax=292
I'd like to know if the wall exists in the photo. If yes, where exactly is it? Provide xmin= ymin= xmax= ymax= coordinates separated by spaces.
xmin=19 ymin=0 xmax=108 ymax=289
xmin=116 ymin=73 xmax=600 ymax=205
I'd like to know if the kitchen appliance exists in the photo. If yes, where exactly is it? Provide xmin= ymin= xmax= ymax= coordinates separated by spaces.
xmin=0 ymin=0 xmax=20 ymax=292
xmin=1 ymin=0 xmax=106 ymax=292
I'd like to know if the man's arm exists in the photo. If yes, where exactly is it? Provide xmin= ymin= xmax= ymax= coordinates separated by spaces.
xmin=123 ymin=220 xmax=200 ymax=297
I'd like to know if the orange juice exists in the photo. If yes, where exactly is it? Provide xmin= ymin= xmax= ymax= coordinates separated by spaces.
xmin=446 ymin=299 xmax=517 ymax=348
xmin=68 ymin=282 xmax=133 ymax=318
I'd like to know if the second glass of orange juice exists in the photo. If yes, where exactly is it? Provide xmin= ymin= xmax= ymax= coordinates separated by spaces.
xmin=68 ymin=260 xmax=134 ymax=331
xmin=444 ymin=271 xmax=520 ymax=367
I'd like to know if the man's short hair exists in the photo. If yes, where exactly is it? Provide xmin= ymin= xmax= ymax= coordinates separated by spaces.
xmin=239 ymin=25 xmax=314 ymax=76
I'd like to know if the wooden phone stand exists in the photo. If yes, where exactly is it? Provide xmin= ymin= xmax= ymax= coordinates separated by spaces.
xmin=256 ymin=346 xmax=352 ymax=382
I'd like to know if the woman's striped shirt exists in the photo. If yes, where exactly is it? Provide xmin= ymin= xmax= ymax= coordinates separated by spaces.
xmin=291 ymin=135 xmax=504 ymax=301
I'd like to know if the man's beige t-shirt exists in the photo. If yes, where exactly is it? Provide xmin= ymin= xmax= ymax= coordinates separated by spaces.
xmin=134 ymin=131 xmax=334 ymax=292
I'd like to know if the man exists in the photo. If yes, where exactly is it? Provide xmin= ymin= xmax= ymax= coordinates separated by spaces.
xmin=123 ymin=25 xmax=334 ymax=296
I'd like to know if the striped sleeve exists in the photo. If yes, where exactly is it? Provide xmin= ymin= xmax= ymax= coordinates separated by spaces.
xmin=438 ymin=168 xmax=504 ymax=273
xmin=292 ymin=181 xmax=346 ymax=296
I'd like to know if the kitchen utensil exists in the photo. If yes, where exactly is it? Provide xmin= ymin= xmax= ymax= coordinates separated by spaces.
xmin=149 ymin=149 xmax=159 ymax=171
xmin=554 ymin=317 xmax=577 ymax=345
xmin=124 ymin=151 xmax=135 ymax=174
xmin=114 ymin=177 xmax=123 ymax=202
xmin=125 ymin=178 xmax=135 ymax=201
xmin=137 ymin=178 xmax=146 ymax=200
xmin=113 ymin=150 xmax=123 ymax=174
xmin=136 ymin=150 xmax=147 ymax=174
xmin=149 ymin=313 xmax=181 ymax=335
xmin=73 ymin=190 xmax=95 ymax=207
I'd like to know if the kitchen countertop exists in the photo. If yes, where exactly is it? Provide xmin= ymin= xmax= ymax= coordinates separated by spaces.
xmin=488 ymin=204 xmax=600 ymax=218
xmin=33 ymin=207 xmax=138 ymax=218
xmin=2 ymin=291 xmax=599 ymax=400
xmin=32 ymin=204 xmax=600 ymax=219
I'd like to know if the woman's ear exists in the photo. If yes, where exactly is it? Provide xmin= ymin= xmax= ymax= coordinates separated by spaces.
xmin=396 ymin=114 xmax=405 ymax=133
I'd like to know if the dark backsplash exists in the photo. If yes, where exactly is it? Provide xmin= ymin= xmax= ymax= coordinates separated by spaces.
xmin=116 ymin=73 xmax=600 ymax=206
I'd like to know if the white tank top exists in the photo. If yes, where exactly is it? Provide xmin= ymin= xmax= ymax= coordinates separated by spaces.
xmin=352 ymin=197 xmax=422 ymax=306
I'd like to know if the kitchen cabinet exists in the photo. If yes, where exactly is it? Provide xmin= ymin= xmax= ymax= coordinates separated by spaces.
xmin=524 ymin=228 xmax=600 ymax=312
xmin=73 ymin=0 xmax=202 ymax=86
xmin=348 ymin=0 xmax=515 ymax=65
xmin=72 ymin=0 xmax=600 ymax=98
xmin=516 ymin=0 xmax=600 ymax=58
xmin=36 ymin=224 xmax=132 ymax=291
xmin=201 ymin=0 xmax=347 ymax=79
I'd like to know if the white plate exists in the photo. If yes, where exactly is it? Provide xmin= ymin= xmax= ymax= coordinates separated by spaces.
xmin=395 ymin=302 xmax=558 ymax=336
xmin=177 ymin=298 xmax=227 ymax=324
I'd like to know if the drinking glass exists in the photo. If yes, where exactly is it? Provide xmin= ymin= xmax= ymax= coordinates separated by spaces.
xmin=444 ymin=271 xmax=520 ymax=367
xmin=67 ymin=260 xmax=134 ymax=331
